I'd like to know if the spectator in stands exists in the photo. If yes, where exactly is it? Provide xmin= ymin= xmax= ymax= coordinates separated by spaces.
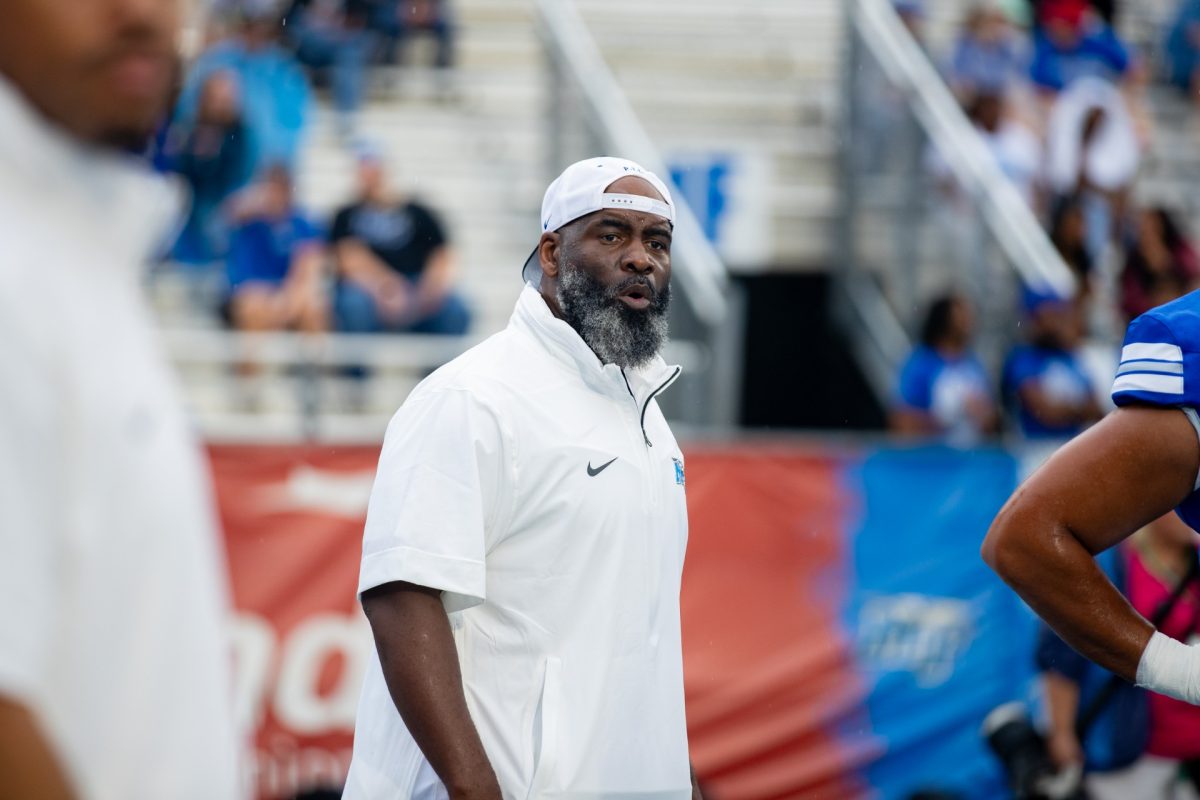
xmin=1002 ymin=288 xmax=1102 ymax=439
xmin=330 ymin=148 xmax=470 ymax=335
xmin=1166 ymin=0 xmax=1200 ymax=100
xmin=372 ymin=0 xmax=456 ymax=73
xmin=1044 ymin=78 xmax=1139 ymax=265
xmin=948 ymin=2 xmax=1028 ymax=97
xmin=287 ymin=0 xmax=376 ymax=138
xmin=1049 ymin=195 xmax=1094 ymax=287
xmin=1041 ymin=512 xmax=1200 ymax=799
xmin=162 ymin=70 xmax=255 ymax=265
xmin=1037 ymin=541 xmax=1150 ymax=798
xmin=1028 ymin=0 xmax=1117 ymax=26
xmin=969 ymin=90 xmax=1044 ymax=208
xmin=1123 ymin=513 xmax=1200 ymax=796
xmin=1120 ymin=207 xmax=1200 ymax=321
xmin=181 ymin=5 xmax=312 ymax=169
xmin=225 ymin=164 xmax=328 ymax=333
xmin=1029 ymin=0 xmax=1130 ymax=93
xmin=891 ymin=293 xmax=998 ymax=443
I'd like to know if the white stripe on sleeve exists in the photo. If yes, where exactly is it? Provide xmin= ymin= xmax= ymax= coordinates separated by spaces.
xmin=1182 ymin=408 xmax=1200 ymax=491
xmin=1121 ymin=342 xmax=1183 ymax=363
xmin=1112 ymin=372 xmax=1185 ymax=396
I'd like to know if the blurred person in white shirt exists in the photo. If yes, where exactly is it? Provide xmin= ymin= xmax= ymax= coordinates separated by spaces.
xmin=0 ymin=1 xmax=243 ymax=798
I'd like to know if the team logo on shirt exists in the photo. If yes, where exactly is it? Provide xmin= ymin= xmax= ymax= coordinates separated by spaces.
xmin=672 ymin=457 xmax=685 ymax=487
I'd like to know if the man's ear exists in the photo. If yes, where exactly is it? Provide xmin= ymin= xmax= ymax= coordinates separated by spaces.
xmin=538 ymin=231 xmax=561 ymax=279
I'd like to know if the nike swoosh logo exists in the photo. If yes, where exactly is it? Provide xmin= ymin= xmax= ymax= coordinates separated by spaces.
xmin=587 ymin=457 xmax=618 ymax=477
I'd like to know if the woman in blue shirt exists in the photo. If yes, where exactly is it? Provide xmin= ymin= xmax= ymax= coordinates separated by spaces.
xmin=892 ymin=293 xmax=999 ymax=444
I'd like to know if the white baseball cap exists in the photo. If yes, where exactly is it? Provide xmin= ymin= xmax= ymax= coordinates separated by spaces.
xmin=521 ymin=157 xmax=675 ymax=284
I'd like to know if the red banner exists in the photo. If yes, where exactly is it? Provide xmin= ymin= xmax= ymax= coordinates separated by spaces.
xmin=211 ymin=444 xmax=869 ymax=800
xmin=212 ymin=445 xmax=378 ymax=800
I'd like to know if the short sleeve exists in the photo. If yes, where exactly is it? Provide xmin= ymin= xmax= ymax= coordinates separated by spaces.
xmin=1002 ymin=349 xmax=1037 ymax=396
xmin=0 ymin=291 xmax=60 ymax=703
xmin=1112 ymin=313 xmax=1188 ymax=407
xmin=295 ymin=215 xmax=323 ymax=245
xmin=357 ymin=388 xmax=513 ymax=613
xmin=329 ymin=206 xmax=353 ymax=243
xmin=411 ymin=203 xmax=448 ymax=249
xmin=895 ymin=350 xmax=934 ymax=411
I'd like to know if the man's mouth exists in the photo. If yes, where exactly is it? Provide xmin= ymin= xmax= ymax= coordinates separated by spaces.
xmin=616 ymin=283 xmax=653 ymax=311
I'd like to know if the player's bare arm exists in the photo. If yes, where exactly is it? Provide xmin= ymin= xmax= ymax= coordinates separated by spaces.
xmin=983 ymin=405 xmax=1199 ymax=682
xmin=361 ymin=581 xmax=502 ymax=800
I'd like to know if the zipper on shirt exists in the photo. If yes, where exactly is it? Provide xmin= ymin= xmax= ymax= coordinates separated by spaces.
xmin=636 ymin=366 xmax=681 ymax=448
xmin=620 ymin=369 xmax=652 ymax=447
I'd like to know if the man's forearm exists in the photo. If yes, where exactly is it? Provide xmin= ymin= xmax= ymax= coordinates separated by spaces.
xmin=0 ymin=698 xmax=75 ymax=800
xmin=983 ymin=509 xmax=1152 ymax=681
xmin=361 ymin=582 xmax=500 ymax=799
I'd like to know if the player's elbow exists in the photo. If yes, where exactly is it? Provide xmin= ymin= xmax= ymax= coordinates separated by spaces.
xmin=981 ymin=500 xmax=1038 ymax=585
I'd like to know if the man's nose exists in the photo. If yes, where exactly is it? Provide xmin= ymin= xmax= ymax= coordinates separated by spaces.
xmin=622 ymin=242 xmax=655 ymax=275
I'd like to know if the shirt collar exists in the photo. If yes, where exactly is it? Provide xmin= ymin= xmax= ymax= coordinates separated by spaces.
xmin=0 ymin=74 xmax=184 ymax=271
xmin=510 ymin=285 xmax=681 ymax=403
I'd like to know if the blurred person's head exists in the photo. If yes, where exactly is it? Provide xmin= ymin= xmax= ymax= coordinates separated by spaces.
xmin=0 ymin=0 xmax=182 ymax=151
xmin=532 ymin=158 xmax=675 ymax=369
xmin=1138 ymin=207 xmax=1188 ymax=258
xmin=920 ymin=293 xmax=975 ymax=352
xmin=238 ymin=1 xmax=281 ymax=50
xmin=260 ymin=163 xmax=294 ymax=218
xmin=1040 ymin=0 xmax=1088 ymax=48
xmin=1050 ymin=195 xmax=1089 ymax=261
xmin=197 ymin=71 xmax=242 ymax=127
xmin=967 ymin=91 xmax=1006 ymax=133
xmin=1024 ymin=287 xmax=1084 ymax=350
xmin=354 ymin=143 xmax=391 ymax=204
xmin=965 ymin=3 xmax=1011 ymax=44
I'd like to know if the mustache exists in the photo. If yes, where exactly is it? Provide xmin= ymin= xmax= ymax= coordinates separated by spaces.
xmin=80 ymin=27 xmax=177 ymax=72
xmin=609 ymin=275 xmax=667 ymax=299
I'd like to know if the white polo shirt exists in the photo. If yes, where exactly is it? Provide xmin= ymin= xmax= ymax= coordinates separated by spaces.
xmin=346 ymin=286 xmax=693 ymax=800
xmin=0 ymin=78 xmax=241 ymax=798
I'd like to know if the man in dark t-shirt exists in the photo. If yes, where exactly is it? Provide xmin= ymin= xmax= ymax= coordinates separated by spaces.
xmin=329 ymin=148 xmax=470 ymax=334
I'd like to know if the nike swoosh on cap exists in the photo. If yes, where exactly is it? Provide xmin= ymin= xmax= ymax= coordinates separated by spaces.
xmin=587 ymin=457 xmax=618 ymax=477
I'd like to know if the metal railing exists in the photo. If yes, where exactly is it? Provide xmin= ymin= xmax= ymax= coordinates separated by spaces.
xmin=162 ymin=326 xmax=708 ymax=442
xmin=535 ymin=0 xmax=743 ymax=429
xmin=838 ymin=0 xmax=1078 ymax=399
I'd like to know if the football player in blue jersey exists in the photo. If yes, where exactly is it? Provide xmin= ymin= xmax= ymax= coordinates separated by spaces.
xmin=984 ymin=290 xmax=1200 ymax=707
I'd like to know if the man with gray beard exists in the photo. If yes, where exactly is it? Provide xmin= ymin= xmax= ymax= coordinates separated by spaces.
xmin=346 ymin=157 xmax=702 ymax=799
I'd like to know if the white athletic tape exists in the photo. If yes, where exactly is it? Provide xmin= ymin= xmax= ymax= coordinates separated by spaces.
xmin=1136 ymin=631 xmax=1200 ymax=705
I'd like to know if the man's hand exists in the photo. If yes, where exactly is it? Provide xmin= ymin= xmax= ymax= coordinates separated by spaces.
xmin=1047 ymin=729 xmax=1083 ymax=770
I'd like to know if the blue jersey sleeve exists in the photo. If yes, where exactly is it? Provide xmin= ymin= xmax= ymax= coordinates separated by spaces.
xmin=895 ymin=349 xmax=935 ymax=411
xmin=1111 ymin=312 xmax=1189 ymax=408
xmin=1002 ymin=347 xmax=1040 ymax=397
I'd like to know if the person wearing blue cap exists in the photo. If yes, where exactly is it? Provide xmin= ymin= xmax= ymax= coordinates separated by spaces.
xmin=344 ymin=157 xmax=701 ymax=800
xmin=1001 ymin=287 xmax=1102 ymax=439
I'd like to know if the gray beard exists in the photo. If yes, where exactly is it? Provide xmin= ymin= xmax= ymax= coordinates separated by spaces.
xmin=556 ymin=262 xmax=670 ymax=370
